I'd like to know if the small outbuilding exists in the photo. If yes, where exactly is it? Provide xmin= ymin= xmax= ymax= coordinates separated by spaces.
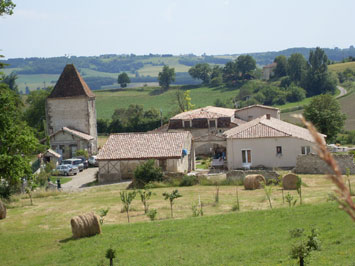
xmin=47 ymin=127 xmax=95 ymax=159
xmin=42 ymin=149 xmax=62 ymax=166
xmin=97 ymin=132 xmax=194 ymax=183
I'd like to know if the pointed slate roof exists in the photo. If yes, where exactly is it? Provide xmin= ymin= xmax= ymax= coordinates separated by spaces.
xmin=48 ymin=64 xmax=95 ymax=98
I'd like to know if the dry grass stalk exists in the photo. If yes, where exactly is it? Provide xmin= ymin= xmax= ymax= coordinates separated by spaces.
xmin=296 ymin=115 xmax=355 ymax=221
xmin=70 ymin=212 xmax=102 ymax=239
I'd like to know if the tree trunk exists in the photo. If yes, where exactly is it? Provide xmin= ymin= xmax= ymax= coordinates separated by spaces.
xmin=126 ymin=210 xmax=130 ymax=223
xmin=300 ymin=257 xmax=304 ymax=266
xmin=170 ymin=202 xmax=173 ymax=218
xmin=110 ymin=258 xmax=113 ymax=266
xmin=267 ymin=196 xmax=272 ymax=209
xmin=144 ymin=201 xmax=148 ymax=214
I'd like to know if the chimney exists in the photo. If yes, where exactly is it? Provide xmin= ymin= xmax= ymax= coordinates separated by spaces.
xmin=266 ymin=114 xmax=271 ymax=120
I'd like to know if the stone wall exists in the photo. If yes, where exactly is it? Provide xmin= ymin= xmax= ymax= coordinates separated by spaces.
xmin=226 ymin=170 xmax=279 ymax=182
xmin=293 ymin=154 xmax=355 ymax=174
xmin=46 ymin=96 xmax=98 ymax=154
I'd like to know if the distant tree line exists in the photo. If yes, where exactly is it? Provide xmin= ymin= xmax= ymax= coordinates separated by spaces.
xmin=97 ymin=104 xmax=167 ymax=134
xmin=272 ymin=47 xmax=337 ymax=96
xmin=178 ymin=56 xmax=230 ymax=66
xmin=337 ymin=68 xmax=355 ymax=83
xmin=189 ymin=48 xmax=337 ymax=108
xmin=2 ymin=46 xmax=355 ymax=76
xmin=188 ymin=55 xmax=257 ymax=87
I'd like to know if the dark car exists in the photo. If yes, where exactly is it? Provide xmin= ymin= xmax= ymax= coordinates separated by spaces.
xmin=74 ymin=156 xmax=89 ymax=169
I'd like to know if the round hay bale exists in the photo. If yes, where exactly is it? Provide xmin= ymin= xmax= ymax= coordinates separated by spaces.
xmin=244 ymin=174 xmax=266 ymax=190
xmin=282 ymin=174 xmax=299 ymax=190
xmin=71 ymin=212 xmax=101 ymax=239
xmin=0 ymin=200 xmax=6 ymax=220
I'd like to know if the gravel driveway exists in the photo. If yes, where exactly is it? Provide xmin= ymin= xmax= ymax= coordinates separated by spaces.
xmin=62 ymin=167 xmax=98 ymax=191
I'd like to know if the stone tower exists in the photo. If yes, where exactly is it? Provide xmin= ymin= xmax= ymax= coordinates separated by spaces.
xmin=46 ymin=64 xmax=98 ymax=155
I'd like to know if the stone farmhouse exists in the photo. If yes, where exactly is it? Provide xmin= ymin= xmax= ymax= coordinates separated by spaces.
xmin=166 ymin=105 xmax=280 ymax=156
xmin=224 ymin=114 xmax=322 ymax=170
xmin=45 ymin=64 xmax=98 ymax=159
xmin=262 ymin=62 xmax=277 ymax=80
xmin=167 ymin=106 xmax=245 ymax=155
xmin=97 ymin=132 xmax=193 ymax=183
xmin=163 ymin=104 xmax=320 ymax=170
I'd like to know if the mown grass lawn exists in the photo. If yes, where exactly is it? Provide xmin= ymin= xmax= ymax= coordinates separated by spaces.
xmin=50 ymin=177 xmax=72 ymax=184
xmin=0 ymin=203 xmax=354 ymax=265
xmin=0 ymin=175 xmax=354 ymax=265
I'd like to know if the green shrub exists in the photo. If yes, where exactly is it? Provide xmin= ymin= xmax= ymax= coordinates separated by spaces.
xmin=179 ymin=175 xmax=198 ymax=187
xmin=133 ymin=160 xmax=163 ymax=188
xmin=147 ymin=209 xmax=157 ymax=221
xmin=0 ymin=181 xmax=13 ymax=200
xmin=231 ymin=203 xmax=240 ymax=212
xmin=144 ymin=181 xmax=169 ymax=189
xmin=191 ymin=201 xmax=203 ymax=217
xmin=75 ymin=149 xmax=89 ymax=159
xmin=289 ymin=228 xmax=305 ymax=238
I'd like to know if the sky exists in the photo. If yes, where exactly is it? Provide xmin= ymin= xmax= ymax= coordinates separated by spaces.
xmin=1 ymin=0 xmax=355 ymax=59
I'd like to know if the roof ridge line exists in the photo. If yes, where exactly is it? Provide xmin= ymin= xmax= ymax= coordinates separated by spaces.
xmin=259 ymin=119 xmax=292 ymax=136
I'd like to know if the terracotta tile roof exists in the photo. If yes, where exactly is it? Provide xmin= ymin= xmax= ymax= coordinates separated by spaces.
xmin=48 ymin=127 xmax=94 ymax=141
xmin=97 ymin=132 xmax=191 ymax=160
xmin=235 ymin=104 xmax=280 ymax=113
xmin=48 ymin=64 xmax=95 ymax=98
xmin=231 ymin=117 xmax=246 ymax=126
xmin=224 ymin=115 xmax=324 ymax=142
xmin=171 ymin=106 xmax=236 ymax=120
xmin=45 ymin=149 xmax=61 ymax=158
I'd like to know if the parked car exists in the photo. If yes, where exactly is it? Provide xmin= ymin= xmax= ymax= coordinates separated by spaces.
xmin=62 ymin=158 xmax=84 ymax=172
xmin=54 ymin=164 xmax=79 ymax=176
xmin=88 ymin=155 xmax=98 ymax=167
xmin=74 ymin=156 xmax=89 ymax=169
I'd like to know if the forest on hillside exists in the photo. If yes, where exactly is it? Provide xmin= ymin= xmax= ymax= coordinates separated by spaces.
xmin=2 ymin=46 xmax=355 ymax=75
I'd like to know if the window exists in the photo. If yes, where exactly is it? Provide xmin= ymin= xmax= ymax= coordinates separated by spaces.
xmin=276 ymin=146 xmax=282 ymax=155
xmin=301 ymin=146 xmax=311 ymax=155
xmin=209 ymin=119 xmax=216 ymax=128
xmin=183 ymin=120 xmax=191 ymax=128
xmin=242 ymin=150 xmax=251 ymax=164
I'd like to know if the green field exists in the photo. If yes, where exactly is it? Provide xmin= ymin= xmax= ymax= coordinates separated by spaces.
xmin=95 ymin=85 xmax=238 ymax=120
xmin=50 ymin=177 xmax=72 ymax=184
xmin=0 ymin=174 xmax=354 ymax=265
xmin=329 ymin=61 xmax=355 ymax=73
xmin=2 ymin=56 xmax=193 ymax=92
xmin=339 ymin=88 xmax=355 ymax=130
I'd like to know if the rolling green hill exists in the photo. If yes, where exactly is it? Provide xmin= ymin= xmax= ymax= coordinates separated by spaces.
xmin=329 ymin=61 xmax=355 ymax=73
xmin=95 ymin=85 xmax=238 ymax=120
xmin=0 ymin=174 xmax=354 ymax=265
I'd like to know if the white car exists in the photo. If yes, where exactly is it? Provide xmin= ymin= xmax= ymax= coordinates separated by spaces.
xmin=62 ymin=158 xmax=84 ymax=172
xmin=88 ymin=155 xmax=98 ymax=167
xmin=55 ymin=165 xmax=79 ymax=176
